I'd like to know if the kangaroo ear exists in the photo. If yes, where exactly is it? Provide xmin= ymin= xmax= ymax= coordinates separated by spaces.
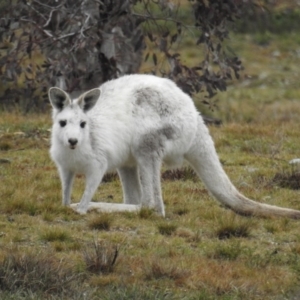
xmin=48 ymin=87 xmax=71 ymax=111
xmin=77 ymin=88 xmax=100 ymax=112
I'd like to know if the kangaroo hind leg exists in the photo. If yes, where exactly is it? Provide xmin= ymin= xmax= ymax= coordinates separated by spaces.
xmin=118 ymin=166 xmax=142 ymax=205
xmin=133 ymin=136 xmax=165 ymax=216
xmin=137 ymin=155 xmax=164 ymax=216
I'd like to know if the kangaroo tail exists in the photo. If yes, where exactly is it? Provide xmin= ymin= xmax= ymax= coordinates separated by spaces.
xmin=185 ymin=116 xmax=300 ymax=219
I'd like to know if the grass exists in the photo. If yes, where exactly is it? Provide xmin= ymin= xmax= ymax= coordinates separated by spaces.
xmin=157 ymin=222 xmax=178 ymax=236
xmin=0 ymin=249 xmax=85 ymax=298
xmin=214 ymin=213 xmax=254 ymax=240
xmin=87 ymin=213 xmax=114 ymax=231
xmin=83 ymin=240 xmax=119 ymax=274
xmin=144 ymin=260 xmax=190 ymax=282
xmin=1 ymin=32 xmax=300 ymax=299
xmin=207 ymin=240 xmax=244 ymax=261
xmin=39 ymin=226 xmax=72 ymax=242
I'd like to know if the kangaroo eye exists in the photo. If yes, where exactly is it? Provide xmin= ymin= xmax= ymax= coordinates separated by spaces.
xmin=59 ymin=120 xmax=67 ymax=127
xmin=80 ymin=121 xmax=86 ymax=128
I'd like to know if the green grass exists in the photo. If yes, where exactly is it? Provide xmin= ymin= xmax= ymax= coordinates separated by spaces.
xmin=157 ymin=222 xmax=178 ymax=236
xmin=88 ymin=213 xmax=113 ymax=231
xmin=39 ymin=226 xmax=72 ymax=242
xmin=1 ymin=32 xmax=300 ymax=299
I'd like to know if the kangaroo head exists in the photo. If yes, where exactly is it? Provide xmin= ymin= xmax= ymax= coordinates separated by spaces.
xmin=48 ymin=87 xmax=100 ymax=150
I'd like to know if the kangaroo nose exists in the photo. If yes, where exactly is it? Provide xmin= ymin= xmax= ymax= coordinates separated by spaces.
xmin=68 ymin=138 xmax=78 ymax=146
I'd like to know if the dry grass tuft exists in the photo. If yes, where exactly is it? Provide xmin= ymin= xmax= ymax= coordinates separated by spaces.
xmin=144 ymin=260 xmax=190 ymax=283
xmin=138 ymin=207 xmax=155 ymax=219
xmin=214 ymin=213 xmax=254 ymax=240
xmin=173 ymin=207 xmax=189 ymax=216
xmin=88 ymin=213 xmax=113 ymax=231
xmin=0 ymin=249 xmax=83 ymax=297
xmin=207 ymin=241 xmax=243 ymax=261
xmin=40 ymin=227 xmax=72 ymax=242
xmin=162 ymin=167 xmax=197 ymax=181
xmin=83 ymin=240 xmax=119 ymax=274
xmin=157 ymin=222 xmax=178 ymax=236
xmin=1 ymin=198 xmax=40 ymax=215
xmin=175 ymin=227 xmax=195 ymax=239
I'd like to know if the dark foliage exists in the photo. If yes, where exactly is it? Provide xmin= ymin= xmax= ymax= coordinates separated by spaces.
xmin=0 ymin=0 xmax=144 ymax=111
xmin=0 ymin=0 xmax=275 ymax=112
xmin=138 ymin=0 xmax=246 ymax=105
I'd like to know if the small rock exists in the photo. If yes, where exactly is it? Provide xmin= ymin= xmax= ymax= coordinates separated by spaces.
xmin=289 ymin=158 xmax=300 ymax=164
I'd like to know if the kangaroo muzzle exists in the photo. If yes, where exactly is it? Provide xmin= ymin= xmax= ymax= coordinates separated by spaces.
xmin=68 ymin=138 xmax=78 ymax=149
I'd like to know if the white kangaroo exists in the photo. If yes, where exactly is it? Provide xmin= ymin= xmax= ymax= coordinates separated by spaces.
xmin=49 ymin=74 xmax=300 ymax=219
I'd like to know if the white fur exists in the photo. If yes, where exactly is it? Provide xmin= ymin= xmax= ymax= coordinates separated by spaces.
xmin=49 ymin=74 xmax=300 ymax=219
